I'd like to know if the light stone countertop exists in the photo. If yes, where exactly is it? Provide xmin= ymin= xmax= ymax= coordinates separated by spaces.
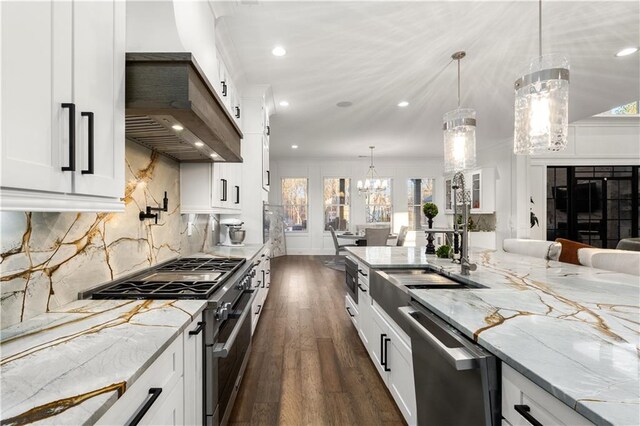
xmin=0 ymin=299 xmax=208 ymax=425
xmin=347 ymin=246 xmax=640 ymax=425
xmin=0 ymin=244 xmax=267 ymax=425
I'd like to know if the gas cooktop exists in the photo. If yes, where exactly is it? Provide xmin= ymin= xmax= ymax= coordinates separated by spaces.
xmin=91 ymin=257 xmax=246 ymax=300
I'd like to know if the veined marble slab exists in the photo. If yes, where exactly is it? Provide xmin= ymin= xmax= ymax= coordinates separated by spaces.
xmin=0 ymin=298 xmax=207 ymax=425
xmin=347 ymin=246 xmax=639 ymax=425
xmin=197 ymin=244 xmax=266 ymax=260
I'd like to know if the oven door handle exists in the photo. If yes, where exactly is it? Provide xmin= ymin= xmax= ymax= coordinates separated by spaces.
xmin=212 ymin=298 xmax=253 ymax=358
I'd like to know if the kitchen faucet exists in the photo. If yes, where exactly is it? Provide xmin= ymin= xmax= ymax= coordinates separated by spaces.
xmin=452 ymin=172 xmax=477 ymax=276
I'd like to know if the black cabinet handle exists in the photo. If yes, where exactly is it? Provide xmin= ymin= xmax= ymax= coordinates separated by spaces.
xmin=235 ymin=106 xmax=240 ymax=119
xmin=380 ymin=334 xmax=386 ymax=369
xmin=514 ymin=405 xmax=543 ymax=426
xmin=235 ymin=185 xmax=240 ymax=204
xmin=220 ymin=179 xmax=227 ymax=202
xmin=188 ymin=321 xmax=205 ymax=336
xmin=61 ymin=103 xmax=76 ymax=172
xmin=383 ymin=336 xmax=391 ymax=371
xmin=221 ymin=81 xmax=227 ymax=96
xmin=357 ymin=284 xmax=367 ymax=293
xmin=261 ymin=270 xmax=265 ymax=288
xmin=255 ymin=304 xmax=262 ymax=315
xmin=256 ymin=280 xmax=261 ymax=288
xmin=128 ymin=387 xmax=162 ymax=426
xmin=81 ymin=112 xmax=94 ymax=175
xmin=358 ymin=269 xmax=368 ymax=277
xmin=266 ymin=125 xmax=270 ymax=136
xmin=346 ymin=306 xmax=355 ymax=317
xmin=266 ymin=170 xmax=270 ymax=186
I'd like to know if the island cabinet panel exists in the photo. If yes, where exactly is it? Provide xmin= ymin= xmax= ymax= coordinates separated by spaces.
xmin=356 ymin=278 xmax=371 ymax=348
xmin=96 ymin=336 xmax=184 ymax=425
xmin=502 ymin=363 xmax=592 ymax=426
xmin=345 ymin=294 xmax=359 ymax=329
xmin=1 ymin=0 xmax=125 ymax=211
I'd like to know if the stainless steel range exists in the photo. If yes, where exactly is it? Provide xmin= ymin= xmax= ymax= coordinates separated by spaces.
xmin=91 ymin=256 xmax=258 ymax=426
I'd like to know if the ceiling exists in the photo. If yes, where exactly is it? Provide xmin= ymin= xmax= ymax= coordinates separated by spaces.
xmin=216 ymin=1 xmax=640 ymax=159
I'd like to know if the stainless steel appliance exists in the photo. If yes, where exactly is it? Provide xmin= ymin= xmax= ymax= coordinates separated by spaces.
xmin=91 ymin=255 xmax=258 ymax=426
xmin=221 ymin=218 xmax=246 ymax=247
xmin=399 ymin=301 xmax=500 ymax=426
xmin=345 ymin=256 xmax=359 ymax=304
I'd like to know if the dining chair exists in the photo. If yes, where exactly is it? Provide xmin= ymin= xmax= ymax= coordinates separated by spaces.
xmin=365 ymin=227 xmax=391 ymax=246
xmin=396 ymin=226 xmax=408 ymax=247
xmin=329 ymin=226 xmax=356 ymax=256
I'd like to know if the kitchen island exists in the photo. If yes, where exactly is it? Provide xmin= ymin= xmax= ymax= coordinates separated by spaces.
xmin=346 ymin=246 xmax=640 ymax=426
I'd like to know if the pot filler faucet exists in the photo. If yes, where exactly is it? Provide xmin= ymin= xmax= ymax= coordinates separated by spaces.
xmin=452 ymin=172 xmax=477 ymax=276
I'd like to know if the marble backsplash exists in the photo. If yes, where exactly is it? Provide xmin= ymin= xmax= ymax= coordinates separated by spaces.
xmin=0 ymin=141 xmax=214 ymax=328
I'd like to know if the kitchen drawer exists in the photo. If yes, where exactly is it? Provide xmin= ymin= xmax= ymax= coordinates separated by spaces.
xmin=345 ymin=294 xmax=359 ymax=328
xmin=502 ymin=363 xmax=592 ymax=426
xmin=96 ymin=336 xmax=184 ymax=425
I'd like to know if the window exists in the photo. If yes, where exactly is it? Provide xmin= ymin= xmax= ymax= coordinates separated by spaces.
xmin=407 ymin=178 xmax=435 ymax=230
xmin=366 ymin=178 xmax=392 ymax=224
xmin=324 ymin=178 xmax=350 ymax=231
xmin=281 ymin=178 xmax=308 ymax=232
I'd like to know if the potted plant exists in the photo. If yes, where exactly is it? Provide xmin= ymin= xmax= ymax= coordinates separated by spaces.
xmin=436 ymin=244 xmax=451 ymax=259
xmin=422 ymin=202 xmax=439 ymax=255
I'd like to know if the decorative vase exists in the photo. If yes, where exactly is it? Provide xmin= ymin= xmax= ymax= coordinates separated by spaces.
xmin=425 ymin=217 xmax=435 ymax=255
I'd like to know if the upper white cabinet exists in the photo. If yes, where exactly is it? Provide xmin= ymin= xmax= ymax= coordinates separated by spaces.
xmin=180 ymin=162 xmax=242 ymax=213
xmin=444 ymin=167 xmax=496 ymax=214
xmin=1 ymin=0 xmax=125 ymax=211
xmin=262 ymin=134 xmax=270 ymax=191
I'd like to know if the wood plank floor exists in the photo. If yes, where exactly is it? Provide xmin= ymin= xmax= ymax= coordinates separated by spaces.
xmin=229 ymin=255 xmax=405 ymax=426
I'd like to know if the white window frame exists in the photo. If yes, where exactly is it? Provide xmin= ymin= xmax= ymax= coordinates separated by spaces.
xmin=407 ymin=178 xmax=436 ymax=231
xmin=365 ymin=178 xmax=393 ymax=226
xmin=323 ymin=177 xmax=351 ymax=233
xmin=281 ymin=177 xmax=309 ymax=233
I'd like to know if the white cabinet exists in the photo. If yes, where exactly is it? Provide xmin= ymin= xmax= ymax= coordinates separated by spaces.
xmin=251 ymin=247 xmax=271 ymax=335
xmin=1 ymin=0 xmax=125 ymax=211
xmin=262 ymin=134 xmax=270 ymax=191
xmin=180 ymin=162 xmax=242 ymax=213
xmin=96 ymin=335 xmax=184 ymax=425
xmin=184 ymin=317 xmax=204 ymax=426
xmin=502 ymin=363 xmax=592 ymax=426
xmin=444 ymin=167 xmax=496 ymax=214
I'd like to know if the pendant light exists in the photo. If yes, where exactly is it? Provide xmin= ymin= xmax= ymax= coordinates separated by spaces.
xmin=443 ymin=51 xmax=476 ymax=174
xmin=357 ymin=146 xmax=387 ymax=195
xmin=514 ymin=0 xmax=569 ymax=154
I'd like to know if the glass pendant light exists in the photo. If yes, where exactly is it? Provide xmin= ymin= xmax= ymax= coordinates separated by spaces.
xmin=357 ymin=146 xmax=386 ymax=195
xmin=514 ymin=0 xmax=569 ymax=154
xmin=443 ymin=51 xmax=476 ymax=174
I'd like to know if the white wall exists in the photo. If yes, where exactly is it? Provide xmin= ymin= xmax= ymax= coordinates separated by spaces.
xmin=269 ymin=157 xmax=448 ymax=254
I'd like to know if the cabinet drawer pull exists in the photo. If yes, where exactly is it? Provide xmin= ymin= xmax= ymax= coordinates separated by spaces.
xmin=266 ymin=170 xmax=270 ymax=186
xmin=235 ymin=185 xmax=240 ymax=204
xmin=255 ymin=304 xmax=262 ymax=315
xmin=514 ymin=404 xmax=543 ymax=426
xmin=381 ymin=334 xmax=391 ymax=372
xmin=61 ymin=103 xmax=76 ymax=172
xmin=235 ymin=106 xmax=241 ymax=119
xmin=346 ymin=306 xmax=355 ymax=317
xmin=358 ymin=269 xmax=368 ymax=277
xmin=221 ymin=81 xmax=227 ymax=97
xmin=188 ymin=321 xmax=205 ymax=336
xmin=357 ymin=284 xmax=367 ymax=293
xmin=128 ymin=387 xmax=162 ymax=426
xmin=220 ymin=179 xmax=227 ymax=202
xmin=80 ymin=112 xmax=94 ymax=175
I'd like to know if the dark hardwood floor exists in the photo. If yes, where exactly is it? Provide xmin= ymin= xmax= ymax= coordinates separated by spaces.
xmin=229 ymin=255 xmax=405 ymax=426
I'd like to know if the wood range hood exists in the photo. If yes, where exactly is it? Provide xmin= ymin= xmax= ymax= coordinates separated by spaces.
xmin=125 ymin=53 xmax=243 ymax=162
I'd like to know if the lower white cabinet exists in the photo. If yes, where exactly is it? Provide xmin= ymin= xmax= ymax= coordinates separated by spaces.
xmin=355 ymin=289 xmax=417 ymax=426
xmin=251 ymin=247 xmax=271 ymax=335
xmin=96 ymin=315 xmax=205 ymax=425
xmin=502 ymin=363 xmax=592 ymax=426
xmin=345 ymin=294 xmax=359 ymax=329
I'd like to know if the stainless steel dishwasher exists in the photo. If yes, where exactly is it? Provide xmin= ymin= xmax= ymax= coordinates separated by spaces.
xmin=399 ymin=302 xmax=500 ymax=426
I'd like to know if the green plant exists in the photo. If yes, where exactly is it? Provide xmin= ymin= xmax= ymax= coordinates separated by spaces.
xmin=436 ymin=245 xmax=451 ymax=258
xmin=422 ymin=202 xmax=439 ymax=219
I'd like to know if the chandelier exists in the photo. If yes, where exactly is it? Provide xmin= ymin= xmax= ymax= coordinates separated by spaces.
xmin=513 ymin=0 xmax=569 ymax=155
xmin=357 ymin=146 xmax=387 ymax=195
xmin=443 ymin=51 xmax=476 ymax=174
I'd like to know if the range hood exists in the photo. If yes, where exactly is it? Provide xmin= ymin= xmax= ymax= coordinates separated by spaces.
xmin=125 ymin=53 xmax=243 ymax=162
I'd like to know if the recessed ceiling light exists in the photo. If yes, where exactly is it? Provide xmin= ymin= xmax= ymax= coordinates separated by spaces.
xmin=194 ymin=141 xmax=204 ymax=147
xmin=397 ymin=101 xmax=409 ymax=108
xmin=272 ymin=46 xmax=286 ymax=57
xmin=210 ymin=153 xmax=218 ymax=158
xmin=279 ymin=100 xmax=290 ymax=107
xmin=172 ymin=124 xmax=184 ymax=131
xmin=336 ymin=101 xmax=353 ymax=108
xmin=616 ymin=47 xmax=638 ymax=57
xmin=291 ymin=145 xmax=298 ymax=149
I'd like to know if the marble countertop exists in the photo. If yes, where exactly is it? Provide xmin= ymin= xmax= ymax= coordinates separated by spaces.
xmin=348 ymin=246 xmax=639 ymax=425
xmin=200 ymin=243 xmax=266 ymax=260
xmin=0 ymin=298 xmax=208 ymax=425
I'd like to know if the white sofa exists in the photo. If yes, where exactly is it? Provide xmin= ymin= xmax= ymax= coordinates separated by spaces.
xmin=578 ymin=248 xmax=640 ymax=276
xmin=503 ymin=238 xmax=562 ymax=261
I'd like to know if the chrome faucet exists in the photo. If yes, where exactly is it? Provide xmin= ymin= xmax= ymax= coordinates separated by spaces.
xmin=452 ymin=172 xmax=477 ymax=276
